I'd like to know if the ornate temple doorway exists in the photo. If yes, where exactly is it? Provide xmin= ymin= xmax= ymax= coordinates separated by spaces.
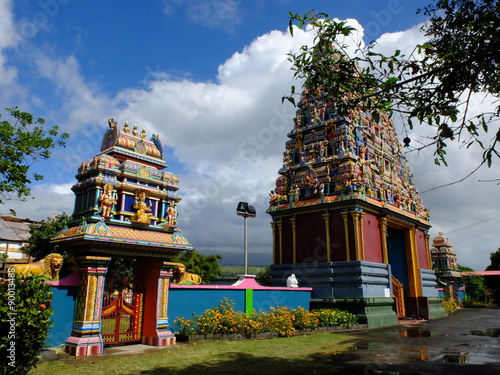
xmin=387 ymin=227 xmax=409 ymax=318
xmin=101 ymin=258 xmax=144 ymax=345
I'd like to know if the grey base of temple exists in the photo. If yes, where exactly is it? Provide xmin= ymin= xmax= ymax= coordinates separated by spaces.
xmin=426 ymin=296 xmax=448 ymax=320
xmin=270 ymin=261 xmax=446 ymax=328
xmin=311 ymin=297 xmax=398 ymax=328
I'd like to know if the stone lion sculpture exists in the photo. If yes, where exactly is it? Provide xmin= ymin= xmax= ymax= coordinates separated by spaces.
xmin=172 ymin=264 xmax=202 ymax=285
xmin=12 ymin=253 xmax=64 ymax=280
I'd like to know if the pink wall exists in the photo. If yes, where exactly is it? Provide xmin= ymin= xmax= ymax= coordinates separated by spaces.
xmin=362 ymin=213 xmax=383 ymax=263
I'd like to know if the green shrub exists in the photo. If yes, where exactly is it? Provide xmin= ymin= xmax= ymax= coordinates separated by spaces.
xmin=0 ymin=271 xmax=53 ymax=375
xmin=174 ymin=298 xmax=357 ymax=338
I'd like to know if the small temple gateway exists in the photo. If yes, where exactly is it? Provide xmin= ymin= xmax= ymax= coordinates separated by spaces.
xmin=52 ymin=119 xmax=193 ymax=356
xmin=267 ymin=86 xmax=445 ymax=326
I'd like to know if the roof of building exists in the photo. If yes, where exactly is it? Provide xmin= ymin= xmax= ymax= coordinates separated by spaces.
xmin=0 ymin=216 xmax=37 ymax=242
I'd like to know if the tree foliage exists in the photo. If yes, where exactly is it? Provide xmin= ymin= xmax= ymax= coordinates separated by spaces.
xmin=21 ymin=213 xmax=71 ymax=261
xmin=171 ymin=250 xmax=222 ymax=284
xmin=0 ymin=107 xmax=69 ymax=205
xmin=0 ymin=273 xmax=53 ymax=375
xmin=457 ymin=265 xmax=489 ymax=304
xmin=285 ymin=1 xmax=500 ymax=167
xmin=485 ymin=248 xmax=500 ymax=305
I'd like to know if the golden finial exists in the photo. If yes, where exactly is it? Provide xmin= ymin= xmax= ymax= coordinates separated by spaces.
xmin=132 ymin=124 xmax=139 ymax=136
xmin=123 ymin=121 xmax=130 ymax=133
xmin=141 ymin=128 xmax=146 ymax=139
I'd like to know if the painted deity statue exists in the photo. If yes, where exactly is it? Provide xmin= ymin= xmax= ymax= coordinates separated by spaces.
xmin=166 ymin=203 xmax=177 ymax=227
xmin=99 ymin=184 xmax=117 ymax=219
xmin=131 ymin=190 xmax=153 ymax=224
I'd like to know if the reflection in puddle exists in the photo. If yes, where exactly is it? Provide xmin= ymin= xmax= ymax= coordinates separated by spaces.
xmin=470 ymin=328 xmax=500 ymax=337
xmin=441 ymin=351 xmax=469 ymax=364
xmin=399 ymin=328 xmax=432 ymax=338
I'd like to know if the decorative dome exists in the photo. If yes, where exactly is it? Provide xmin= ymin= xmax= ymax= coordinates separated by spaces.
xmin=100 ymin=118 xmax=167 ymax=168
xmin=432 ymin=232 xmax=451 ymax=248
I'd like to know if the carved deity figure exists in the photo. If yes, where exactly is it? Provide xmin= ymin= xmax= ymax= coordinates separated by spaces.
xmin=172 ymin=264 xmax=202 ymax=285
xmin=12 ymin=253 xmax=64 ymax=280
xmin=131 ymin=190 xmax=153 ymax=224
xmin=99 ymin=184 xmax=117 ymax=219
xmin=287 ymin=274 xmax=299 ymax=288
xmin=166 ymin=203 xmax=177 ymax=227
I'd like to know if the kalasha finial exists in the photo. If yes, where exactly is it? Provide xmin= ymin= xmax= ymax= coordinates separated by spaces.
xmin=133 ymin=125 xmax=139 ymax=136
xmin=141 ymin=128 xmax=146 ymax=139
xmin=123 ymin=121 xmax=130 ymax=133
xmin=108 ymin=118 xmax=117 ymax=129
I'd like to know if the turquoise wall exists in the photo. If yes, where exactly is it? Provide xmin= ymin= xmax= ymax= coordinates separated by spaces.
xmin=47 ymin=286 xmax=77 ymax=347
xmin=168 ymin=288 xmax=312 ymax=332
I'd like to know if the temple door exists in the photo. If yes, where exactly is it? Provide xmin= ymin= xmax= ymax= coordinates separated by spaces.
xmin=392 ymin=275 xmax=406 ymax=319
xmin=101 ymin=287 xmax=144 ymax=345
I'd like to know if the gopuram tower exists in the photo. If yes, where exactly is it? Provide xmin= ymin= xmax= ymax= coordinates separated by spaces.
xmin=267 ymin=87 xmax=446 ymax=326
xmin=52 ymin=119 xmax=193 ymax=356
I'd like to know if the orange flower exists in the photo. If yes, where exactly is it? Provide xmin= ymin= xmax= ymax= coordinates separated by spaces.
xmin=40 ymin=304 xmax=47 ymax=309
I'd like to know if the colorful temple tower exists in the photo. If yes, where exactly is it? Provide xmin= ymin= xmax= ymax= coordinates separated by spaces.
xmin=431 ymin=232 xmax=461 ymax=300
xmin=52 ymin=119 xmax=193 ymax=356
xmin=267 ymin=87 xmax=445 ymax=326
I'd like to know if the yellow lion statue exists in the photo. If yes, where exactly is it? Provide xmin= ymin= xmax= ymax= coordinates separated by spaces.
xmin=12 ymin=253 xmax=64 ymax=280
xmin=172 ymin=264 xmax=202 ymax=285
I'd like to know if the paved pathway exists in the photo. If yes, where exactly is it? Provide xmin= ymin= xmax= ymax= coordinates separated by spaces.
xmin=333 ymin=307 xmax=500 ymax=374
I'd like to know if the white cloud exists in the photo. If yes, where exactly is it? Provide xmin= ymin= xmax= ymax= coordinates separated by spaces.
xmin=163 ymin=0 xmax=242 ymax=31
xmin=0 ymin=0 xmax=24 ymax=103
xmin=4 ymin=9 xmax=498 ymax=270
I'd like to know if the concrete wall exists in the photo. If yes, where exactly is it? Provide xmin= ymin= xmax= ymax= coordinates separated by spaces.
xmin=168 ymin=276 xmax=312 ymax=332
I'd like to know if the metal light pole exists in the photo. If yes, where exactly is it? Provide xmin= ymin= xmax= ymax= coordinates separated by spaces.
xmin=236 ymin=202 xmax=256 ymax=276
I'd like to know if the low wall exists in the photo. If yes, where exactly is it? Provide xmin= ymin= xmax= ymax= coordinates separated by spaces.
xmin=46 ymin=273 xmax=80 ymax=347
xmin=168 ymin=276 xmax=312 ymax=332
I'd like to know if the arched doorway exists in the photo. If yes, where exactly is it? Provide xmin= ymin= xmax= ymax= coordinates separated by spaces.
xmin=101 ymin=258 xmax=144 ymax=345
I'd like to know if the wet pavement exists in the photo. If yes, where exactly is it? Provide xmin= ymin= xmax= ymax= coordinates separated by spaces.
xmin=43 ymin=308 xmax=499 ymax=374
xmin=333 ymin=307 xmax=500 ymax=374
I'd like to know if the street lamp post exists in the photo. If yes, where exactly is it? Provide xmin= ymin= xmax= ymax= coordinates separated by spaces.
xmin=236 ymin=202 xmax=256 ymax=276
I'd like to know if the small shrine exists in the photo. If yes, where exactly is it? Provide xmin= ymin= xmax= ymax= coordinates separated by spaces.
xmin=431 ymin=232 xmax=461 ymax=299
xmin=268 ymin=86 xmax=445 ymax=326
xmin=52 ymin=119 xmax=193 ymax=356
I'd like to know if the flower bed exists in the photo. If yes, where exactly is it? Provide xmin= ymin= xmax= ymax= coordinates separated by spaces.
xmin=174 ymin=298 xmax=358 ymax=339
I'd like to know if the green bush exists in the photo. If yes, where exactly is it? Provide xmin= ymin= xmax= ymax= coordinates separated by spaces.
xmin=0 ymin=270 xmax=53 ymax=375
xmin=174 ymin=298 xmax=357 ymax=338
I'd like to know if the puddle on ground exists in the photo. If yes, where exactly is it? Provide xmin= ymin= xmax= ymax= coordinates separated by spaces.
xmin=470 ymin=328 xmax=500 ymax=337
xmin=398 ymin=328 xmax=432 ymax=338
xmin=440 ymin=351 xmax=469 ymax=364
xmin=455 ymin=342 xmax=489 ymax=349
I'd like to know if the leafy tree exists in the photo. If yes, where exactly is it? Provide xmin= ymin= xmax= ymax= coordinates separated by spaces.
xmin=458 ymin=265 xmax=489 ymax=304
xmin=0 ymin=107 xmax=69 ymax=205
xmin=21 ymin=213 xmax=71 ymax=261
xmin=285 ymin=1 xmax=500 ymax=168
xmin=485 ymin=248 xmax=500 ymax=305
xmin=256 ymin=266 xmax=271 ymax=286
xmin=0 ymin=273 xmax=53 ymax=375
xmin=171 ymin=250 xmax=222 ymax=284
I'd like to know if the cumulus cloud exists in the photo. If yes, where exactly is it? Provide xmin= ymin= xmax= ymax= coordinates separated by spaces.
xmin=4 ymin=7 xmax=498 ymax=270
xmin=0 ymin=0 xmax=25 ymax=103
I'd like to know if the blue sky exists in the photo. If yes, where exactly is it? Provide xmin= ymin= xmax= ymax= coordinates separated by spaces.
xmin=2 ymin=0 xmax=499 ymax=270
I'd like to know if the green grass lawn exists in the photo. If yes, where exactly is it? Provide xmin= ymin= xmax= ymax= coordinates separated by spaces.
xmin=31 ymin=333 xmax=356 ymax=375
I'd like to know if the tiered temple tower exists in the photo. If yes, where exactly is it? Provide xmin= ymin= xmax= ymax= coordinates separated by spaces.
xmin=52 ymin=119 xmax=193 ymax=356
xmin=268 ymin=87 xmax=445 ymax=326
xmin=431 ymin=232 xmax=461 ymax=300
